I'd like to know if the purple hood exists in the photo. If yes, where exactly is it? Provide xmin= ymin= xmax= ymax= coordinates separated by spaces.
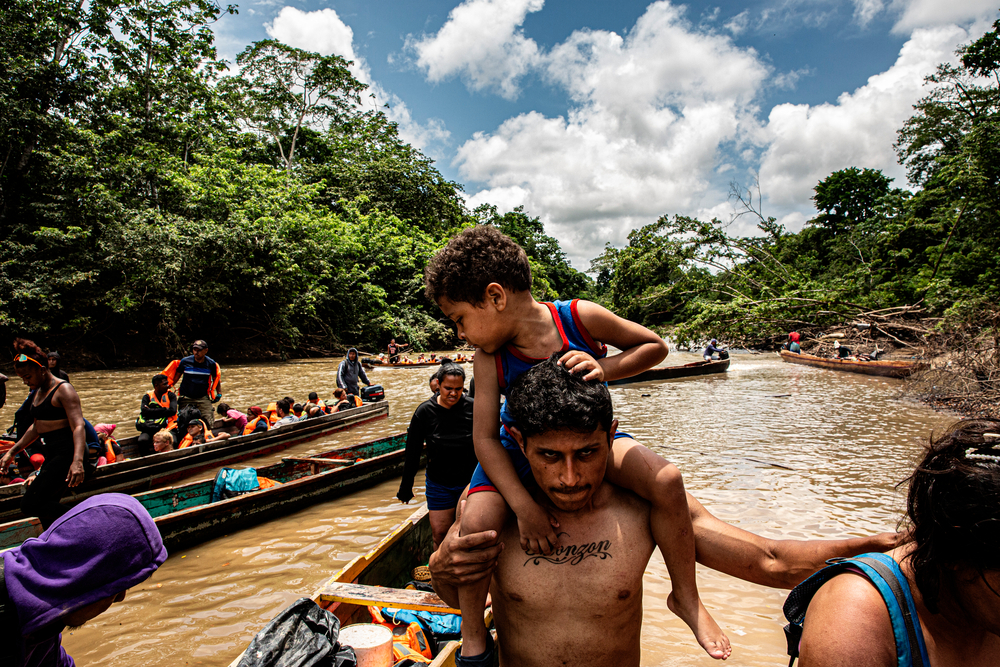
xmin=3 ymin=493 xmax=167 ymax=636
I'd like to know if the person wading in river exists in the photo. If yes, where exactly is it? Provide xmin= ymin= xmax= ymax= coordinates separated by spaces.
xmin=0 ymin=339 xmax=91 ymax=528
xmin=398 ymin=364 xmax=478 ymax=548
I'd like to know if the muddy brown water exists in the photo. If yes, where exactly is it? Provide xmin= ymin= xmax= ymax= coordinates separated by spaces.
xmin=2 ymin=353 xmax=956 ymax=666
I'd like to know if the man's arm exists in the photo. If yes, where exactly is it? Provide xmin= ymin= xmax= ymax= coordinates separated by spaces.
xmin=688 ymin=493 xmax=902 ymax=589
xmin=336 ymin=362 xmax=346 ymax=389
xmin=359 ymin=365 xmax=370 ymax=386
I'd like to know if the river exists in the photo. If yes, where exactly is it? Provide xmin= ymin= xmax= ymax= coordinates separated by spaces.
xmin=2 ymin=353 xmax=955 ymax=666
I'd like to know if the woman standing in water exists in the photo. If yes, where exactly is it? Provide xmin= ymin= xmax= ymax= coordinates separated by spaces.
xmin=0 ymin=339 xmax=89 ymax=528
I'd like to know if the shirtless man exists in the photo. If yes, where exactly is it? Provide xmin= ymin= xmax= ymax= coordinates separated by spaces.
xmin=432 ymin=357 xmax=901 ymax=666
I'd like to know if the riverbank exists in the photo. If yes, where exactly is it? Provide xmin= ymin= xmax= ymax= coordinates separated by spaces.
xmin=701 ymin=309 xmax=998 ymax=421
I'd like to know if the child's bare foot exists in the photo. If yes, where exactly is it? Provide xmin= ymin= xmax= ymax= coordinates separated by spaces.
xmin=667 ymin=592 xmax=732 ymax=660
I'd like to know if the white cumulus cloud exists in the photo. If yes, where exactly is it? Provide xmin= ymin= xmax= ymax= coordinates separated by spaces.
xmin=891 ymin=0 xmax=997 ymax=33
xmin=265 ymin=6 xmax=450 ymax=153
xmin=456 ymin=1 xmax=770 ymax=266
xmin=757 ymin=24 xmax=971 ymax=212
xmin=406 ymin=0 xmax=544 ymax=100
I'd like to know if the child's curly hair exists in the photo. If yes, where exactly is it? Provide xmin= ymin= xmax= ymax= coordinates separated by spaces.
xmin=425 ymin=226 xmax=532 ymax=304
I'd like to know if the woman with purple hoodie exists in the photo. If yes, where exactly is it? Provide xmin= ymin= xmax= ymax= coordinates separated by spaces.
xmin=0 ymin=493 xmax=168 ymax=666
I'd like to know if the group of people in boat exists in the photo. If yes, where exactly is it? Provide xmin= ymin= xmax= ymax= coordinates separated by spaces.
xmin=0 ymin=339 xmax=373 ymax=525
xmin=783 ymin=331 xmax=883 ymax=361
xmin=4 ymin=225 xmax=999 ymax=667
xmin=376 ymin=350 xmax=471 ymax=365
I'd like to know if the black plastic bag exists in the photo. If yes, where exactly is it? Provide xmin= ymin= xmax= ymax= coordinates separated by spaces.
xmin=237 ymin=597 xmax=357 ymax=667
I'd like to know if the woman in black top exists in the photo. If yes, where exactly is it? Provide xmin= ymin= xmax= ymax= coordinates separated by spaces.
xmin=0 ymin=339 xmax=88 ymax=527
xmin=397 ymin=364 xmax=477 ymax=547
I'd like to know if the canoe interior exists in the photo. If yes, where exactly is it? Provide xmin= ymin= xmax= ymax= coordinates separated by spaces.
xmin=0 ymin=402 xmax=389 ymax=515
xmin=778 ymin=350 xmax=928 ymax=378
xmin=139 ymin=433 xmax=406 ymax=520
xmin=228 ymin=507 xmax=466 ymax=667
xmin=0 ymin=433 xmax=408 ymax=551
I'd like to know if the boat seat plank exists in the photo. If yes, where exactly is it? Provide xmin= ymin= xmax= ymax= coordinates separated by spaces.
xmin=318 ymin=582 xmax=460 ymax=615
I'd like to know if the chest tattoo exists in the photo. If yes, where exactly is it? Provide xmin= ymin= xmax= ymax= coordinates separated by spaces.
xmin=523 ymin=538 xmax=612 ymax=566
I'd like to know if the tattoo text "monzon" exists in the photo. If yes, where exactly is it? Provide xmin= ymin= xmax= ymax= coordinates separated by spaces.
xmin=524 ymin=540 xmax=612 ymax=566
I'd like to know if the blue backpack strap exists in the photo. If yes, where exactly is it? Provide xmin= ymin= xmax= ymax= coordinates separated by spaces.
xmin=782 ymin=553 xmax=929 ymax=667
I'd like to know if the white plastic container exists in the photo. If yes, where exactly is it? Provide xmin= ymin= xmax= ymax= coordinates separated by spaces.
xmin=339 ymin=624 xmax=393 ymax=667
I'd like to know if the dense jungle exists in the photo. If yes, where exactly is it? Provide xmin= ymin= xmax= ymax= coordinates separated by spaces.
xmin=2 ymin=1 xmax=998 ymax=380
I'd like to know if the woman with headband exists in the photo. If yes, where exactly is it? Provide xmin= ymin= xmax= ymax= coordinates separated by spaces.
xmin=0 ymin=338 xmax=89 ymax=528
xmin=785 ymin=419 xmax=1000 ymax=667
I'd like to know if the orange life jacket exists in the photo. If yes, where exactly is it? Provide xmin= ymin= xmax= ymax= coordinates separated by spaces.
xmin=161 ymin=358 xmax=221 ymax=401
xmin=352 ymin=395 xmax=363 ymax=407
xmin=265 ymin=402 xmax=280 ymax=424
xmin=104 ymin=438 xmax=119 ymax=464
xmin=368 ymin=608 xmax=433 ymax=661
xmin=179 ymin=419 xmax=211 ymax=448
xmin=242 ymin=415 xmax=268 ymax=436
xmin=146 ymin=390 xmax=178 ymax=430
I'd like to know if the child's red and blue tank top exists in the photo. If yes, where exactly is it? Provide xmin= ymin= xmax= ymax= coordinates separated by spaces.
xmin=469 ymin=299 xmax=613 ymax=494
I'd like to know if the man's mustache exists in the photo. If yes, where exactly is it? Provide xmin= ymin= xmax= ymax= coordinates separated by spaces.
xmin=550 ymin=484 xmax=590 ymax=495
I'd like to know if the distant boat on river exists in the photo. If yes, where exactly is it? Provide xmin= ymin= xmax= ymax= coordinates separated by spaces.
xmin=609 ymin=355 xmax=731 ymax=385
xmin=779 ymin=350 xmax=927 ymax=378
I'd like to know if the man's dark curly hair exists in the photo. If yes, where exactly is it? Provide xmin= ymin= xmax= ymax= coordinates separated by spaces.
xmin=425 ymin=225 xmax=532 ymax=304
xmin=902 ymin=418 xmax=1000 ymax=612
xmin=506 ymin=353 xmax=613 ymax=440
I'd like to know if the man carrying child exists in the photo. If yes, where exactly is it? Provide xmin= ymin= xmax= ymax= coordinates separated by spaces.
xmin=424 ymin=226 xmax=730 ymax=664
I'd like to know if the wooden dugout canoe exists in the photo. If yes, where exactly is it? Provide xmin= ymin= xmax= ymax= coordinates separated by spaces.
xmin=363 ymin=359 xmax=471 ymax=368
xmin=0 ymin=432 xmax=412 ymax=552
xmin=608 ymin=356 xmax=731 ymax=385
xmin=778 ymin=350 xmax=928 ymax=378
xmin=228 ymin=506 xmax=467 ymax=667
xmin=0 ymin=401 xmax=389 ymax=522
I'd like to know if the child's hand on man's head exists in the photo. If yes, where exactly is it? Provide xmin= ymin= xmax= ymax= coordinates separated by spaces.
xmin=558 ymin=350 xmax=604 ymax=382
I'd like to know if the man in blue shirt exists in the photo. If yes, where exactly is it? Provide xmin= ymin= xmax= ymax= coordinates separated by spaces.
xmin=162 ymin=340 xmax=221 ymax=425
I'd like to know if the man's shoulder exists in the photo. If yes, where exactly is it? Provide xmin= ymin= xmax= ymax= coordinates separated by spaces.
xmin=598 ymin=482 xmax=651 ymax=518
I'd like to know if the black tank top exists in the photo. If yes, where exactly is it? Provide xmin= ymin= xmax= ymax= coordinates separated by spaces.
xmin=30 ymin=381 xmax=68 ymax=422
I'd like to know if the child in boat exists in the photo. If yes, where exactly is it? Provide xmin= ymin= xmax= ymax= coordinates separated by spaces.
xmin=424 ymin=225 xmax=730 ymax=664
xmin=179 ymin=419 xmax=230 ymax=448
xmin=152 ymin=429 xmax=176 ymax=452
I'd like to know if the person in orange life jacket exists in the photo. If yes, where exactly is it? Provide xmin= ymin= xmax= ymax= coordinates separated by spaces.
xmin=161 ymin=340 xmax=220 ymax=425
xmin=328 ymin=389 xmax=353 ymax=413
xmin=242 ymin=406 xmax=269 ymax=435
xmin=135 ymin=374 xmax=177 ymax=456
xmin=179 ymin=419 xmax=230 ymax=448
xmin=305 ymin=392 xmax=328 ymax=415
xmin=337 ymin=348 xmax=371 ymax=396
xmin=152 ymin=429 xmax=176 ymax=453
xmin=291 ymin=403 xmax=305 ymax=420
xmin=271 ymin=399 xmax=298 ymax=428
xmin=93 ymin=424 xmax=122 ymax=465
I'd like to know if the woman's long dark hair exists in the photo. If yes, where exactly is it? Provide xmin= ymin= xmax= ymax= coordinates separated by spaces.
xmin=903 ymin=418 xmax=1000 ymax=612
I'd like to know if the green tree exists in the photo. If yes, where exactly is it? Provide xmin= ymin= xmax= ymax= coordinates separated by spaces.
xmin=222 ymin=40 xmax=366 ymax=173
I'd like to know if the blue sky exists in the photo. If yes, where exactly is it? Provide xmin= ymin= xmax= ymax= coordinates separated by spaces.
xmin=213 ymin=0 xmax=995 ymax=268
